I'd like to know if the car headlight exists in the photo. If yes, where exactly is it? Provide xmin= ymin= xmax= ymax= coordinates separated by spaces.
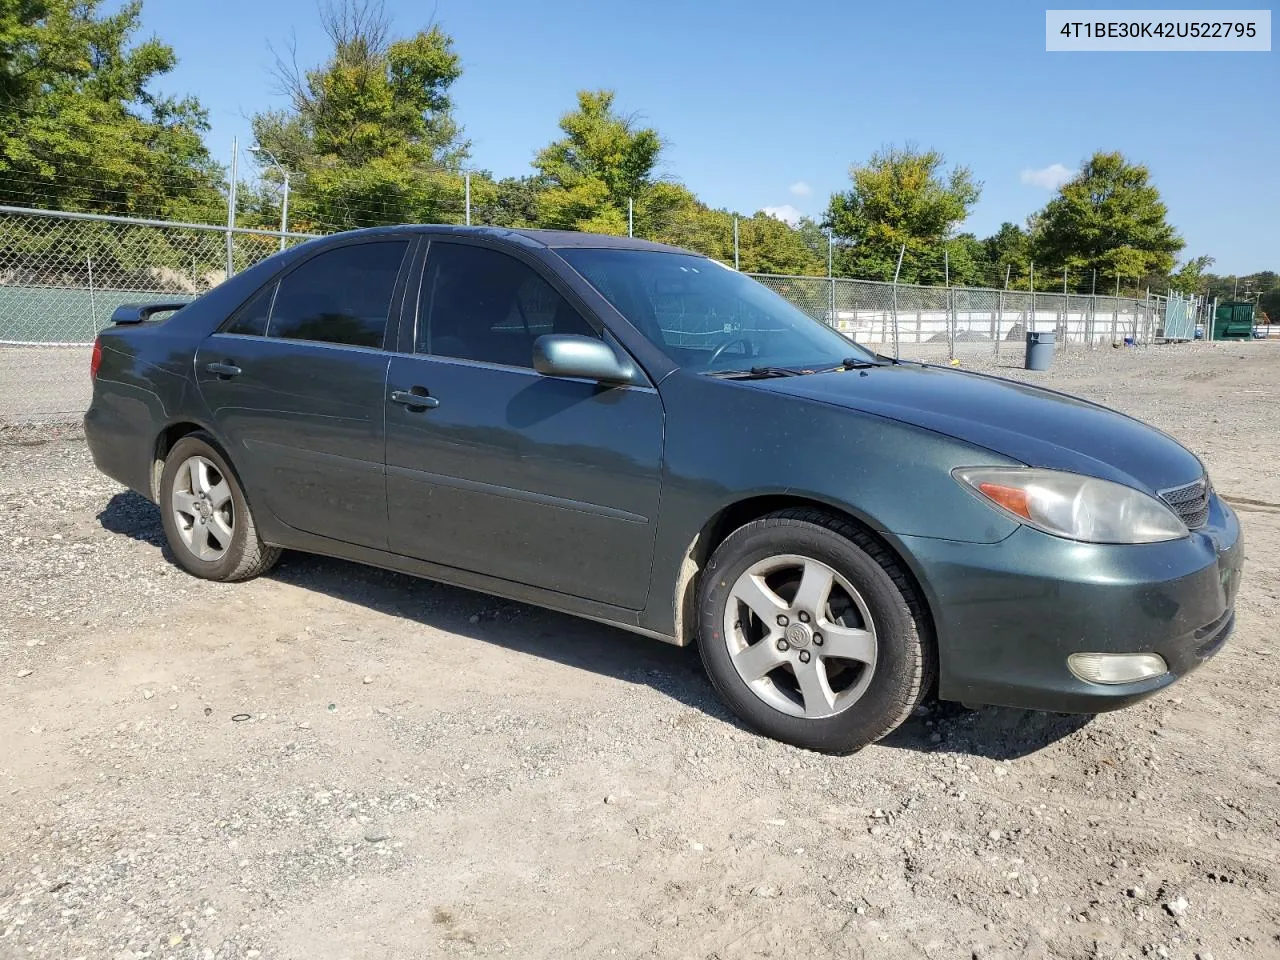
xmin=952 ymin=467 xmax=1188 ymax=544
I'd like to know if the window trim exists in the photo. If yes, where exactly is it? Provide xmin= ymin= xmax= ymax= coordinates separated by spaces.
xmin=403 ymin=235 xmax=651 ymax=385
xmin=217 ymin=280 xmax=279 ymax=337
xmin=217 ymin=234 xmax=416 ymax=349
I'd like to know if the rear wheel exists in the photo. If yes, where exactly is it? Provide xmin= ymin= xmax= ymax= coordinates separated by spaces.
xmin=697 ymin=509 xmax=933 ymax=753
xmin=159 ymin=432 xmax=280 ymax=582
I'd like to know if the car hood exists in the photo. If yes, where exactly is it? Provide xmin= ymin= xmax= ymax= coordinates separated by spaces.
xmin=749 ymin=363 xmax=1204 ymax=492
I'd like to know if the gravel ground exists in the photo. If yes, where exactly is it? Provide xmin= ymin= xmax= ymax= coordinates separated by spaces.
xmin=2 ymin=342 xmax=1278 ymax=960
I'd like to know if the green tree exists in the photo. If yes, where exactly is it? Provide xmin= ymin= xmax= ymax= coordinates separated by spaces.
xmin=534 ymin=89 xmax=663 ymax=235
xmin=251 ymin=0 xmax=467 ymax=230
xmin=825 ymin=145 xmax=981 ymax=284
xmin=795 ymin=216 xmax=830 ymax=270
xmin=1031 ymin=151 xmax=1184 ymax=288
xmin=982 ymin=222 xmax=1032 ymax=285
xmin=1204 ymin=270 xmax=1279 ymax=322
xmin=0 ymin=0 xmax=223 ymax=220
xmin=737 ymin=212 xmax=826 ymax=275
xmin=1252 ymin=271 xmax=1280 ymax=323
xmin=638 ymin=184 xmax=718 ymax=253
xmin=943 ymin=233 xmax=990 ymax=287
xmin=1169 ymin=255 xmax=1215 ymax=295
xmin=469 ymin=174 xmax=542 ymax=229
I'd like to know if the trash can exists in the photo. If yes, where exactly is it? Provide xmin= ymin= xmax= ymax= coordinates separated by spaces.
xmin=1024 ymin=330 xmax=1055 ymax=370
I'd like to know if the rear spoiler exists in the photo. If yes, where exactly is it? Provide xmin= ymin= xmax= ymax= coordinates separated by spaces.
xmin=110 ymin=302 xmax=190 ymax=325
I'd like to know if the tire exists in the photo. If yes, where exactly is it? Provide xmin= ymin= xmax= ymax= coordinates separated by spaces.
xmin=158 ymin=431 xmax=281 ymax=582
xmin=697 ymin=508 xmax=934 ymax=753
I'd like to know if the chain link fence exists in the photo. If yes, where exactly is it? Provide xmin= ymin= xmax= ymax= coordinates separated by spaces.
xmin=2 ymin=205 xmax=1193 ymax=426
xmin=749 ymin=274 xmax=1172 ymax=364
xmin=1 ymin=206 xmax=317 ymax=425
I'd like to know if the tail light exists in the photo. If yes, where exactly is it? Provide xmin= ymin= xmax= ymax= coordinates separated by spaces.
xmin=90 ymin=337 xmax=103 ymax=381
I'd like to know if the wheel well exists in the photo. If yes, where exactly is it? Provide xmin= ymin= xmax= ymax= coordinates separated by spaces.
xmin=672 ymin=495 xmax=936 ymax=651
xmin=151 ymin=422 xmax=205 ymax=500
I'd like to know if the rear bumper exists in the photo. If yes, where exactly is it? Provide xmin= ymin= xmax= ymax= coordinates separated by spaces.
xmin=898 ymin=494 xmax=1243 ymax=714
xmin=84 ymin=388 xmax=159 ymax=499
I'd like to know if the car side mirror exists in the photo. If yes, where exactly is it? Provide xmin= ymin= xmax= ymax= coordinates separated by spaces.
xmin=533 ymin=334 xmax=635 ymax=385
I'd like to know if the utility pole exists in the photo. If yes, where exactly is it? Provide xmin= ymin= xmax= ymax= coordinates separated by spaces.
xmin=249 ymin=143 xmax=290 ymax=251
xmin=225 ymin=137 xmax=238 ymax=280
xmin=278 ymin=171 xmax=290 ymax=251
xmin=733 ymin=215 xmax=740 ymax=270
xmin=465 ymin=171 xmax=471 ymax=226
xmin=628 ymin=198 xmax=634 ymax=238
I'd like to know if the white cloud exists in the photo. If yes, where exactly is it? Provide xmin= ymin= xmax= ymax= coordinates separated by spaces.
xmin=788 ymin=180 xmax=812 ymax=197
xmin=762 ymin=204 xmax=803 ymax=226
xmin=1020 ymin=163 xmax=1075 ymax=190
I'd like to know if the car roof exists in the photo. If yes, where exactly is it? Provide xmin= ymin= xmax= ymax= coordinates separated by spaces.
xmin=329 ymin=224 xmax=696 ymax=255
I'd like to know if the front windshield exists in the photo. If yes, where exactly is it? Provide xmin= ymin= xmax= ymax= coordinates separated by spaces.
xmin=559 ymin=248 xmax=876 ymax=372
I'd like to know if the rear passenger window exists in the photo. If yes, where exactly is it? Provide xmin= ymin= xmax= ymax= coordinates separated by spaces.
xmin=224 ymin=283 xmax=276 ymax=336
xmin=418 ymin=242 xmax=598 ymax=367
xmin=267 ymin=241 xmax=408 ymax=348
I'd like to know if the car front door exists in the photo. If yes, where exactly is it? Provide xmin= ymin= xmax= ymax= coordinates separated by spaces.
xmin=195 ymin=238 xmax=413 ymax=551
xmin=384 ymin=239 xmax=664 ymax=610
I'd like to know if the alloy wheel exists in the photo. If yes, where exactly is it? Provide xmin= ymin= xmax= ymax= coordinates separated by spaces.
xmin=171 ymin=455 xmax=235 ymax=562
xmin=722 ymin=553 xmax=877 ymax=719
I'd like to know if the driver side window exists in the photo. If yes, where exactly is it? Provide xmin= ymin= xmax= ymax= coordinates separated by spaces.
xmin=417 ymin=242 xmax=598 ymax=367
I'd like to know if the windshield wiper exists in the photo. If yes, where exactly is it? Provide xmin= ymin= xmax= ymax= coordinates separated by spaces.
xmin=840 ymin=356 xmax=881 ymax=370
xmin=750 ymin=365 xmax=808 ymax=378
xmin=707 ymin=365 xmax=811 ymax=380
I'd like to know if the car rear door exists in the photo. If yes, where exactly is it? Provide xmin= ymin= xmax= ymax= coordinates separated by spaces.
xmin=195 ymin=237 xmax=415 ymax=551
xmin=383 ymin=238 xmax=664 ymax=610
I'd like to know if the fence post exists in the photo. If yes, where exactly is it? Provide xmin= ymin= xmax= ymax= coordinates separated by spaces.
xmin=1061 ymin=266 xmax=1068 ymax=350
xmin=87 ymin=256 xmax=97 ymax=336
xmin=943 ymin=249 xmax=954 ymax=361
xmin=891 ymin=243 xmax=905 ymax=359
xmin=225 ymin=137 xmax=238 ymax=280
xmin=995 ymin=264 xmax=1009 ymax=359
xmin=1090 ymin=268 xmax=1097 ymax=349
xmin=825 ymin=229 xmax=835 ymax=331
xmin=1029 ymin=261 xmax=1036 ymax=333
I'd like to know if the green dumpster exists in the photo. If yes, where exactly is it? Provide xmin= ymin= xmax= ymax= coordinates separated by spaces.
xmin=1213 ymin=301 xmax=1255 ymax=340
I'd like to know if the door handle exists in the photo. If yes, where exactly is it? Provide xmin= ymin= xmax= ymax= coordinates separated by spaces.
xmin=206 ymin=361 xmax=242 ymax=377
xmin=390 ymin=389 xmax=439 ymax=409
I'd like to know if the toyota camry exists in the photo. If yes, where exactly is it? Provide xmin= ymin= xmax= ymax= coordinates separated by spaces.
xmin=84 ymin=226 xmax=1243 ymax=752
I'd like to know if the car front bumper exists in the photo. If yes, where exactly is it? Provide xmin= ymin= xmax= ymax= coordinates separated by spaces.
xmin=897 ymin=493 xmax=1244 ymax=714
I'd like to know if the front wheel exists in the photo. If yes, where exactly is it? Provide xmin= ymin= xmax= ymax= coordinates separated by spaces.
xmin=697 ymin=509 xmax=934 ymax=753
xmin=158 ymin=432 xmax=281 ymax=582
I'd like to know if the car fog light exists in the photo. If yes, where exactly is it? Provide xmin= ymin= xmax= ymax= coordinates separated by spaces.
xmin=1067 ymin=652 xmax=1168 ymax=685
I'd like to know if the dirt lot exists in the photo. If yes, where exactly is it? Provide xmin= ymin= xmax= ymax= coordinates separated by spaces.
xmin=2 ymin=343 xmax=1278 ymax=960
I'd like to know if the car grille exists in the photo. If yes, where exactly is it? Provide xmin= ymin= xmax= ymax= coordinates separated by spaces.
xmin=1160 ymin=477 xmax=1210 ymax=529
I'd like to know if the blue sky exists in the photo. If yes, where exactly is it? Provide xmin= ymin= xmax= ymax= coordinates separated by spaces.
xmin=143 ymin=0 xmax=1277 ymax=273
